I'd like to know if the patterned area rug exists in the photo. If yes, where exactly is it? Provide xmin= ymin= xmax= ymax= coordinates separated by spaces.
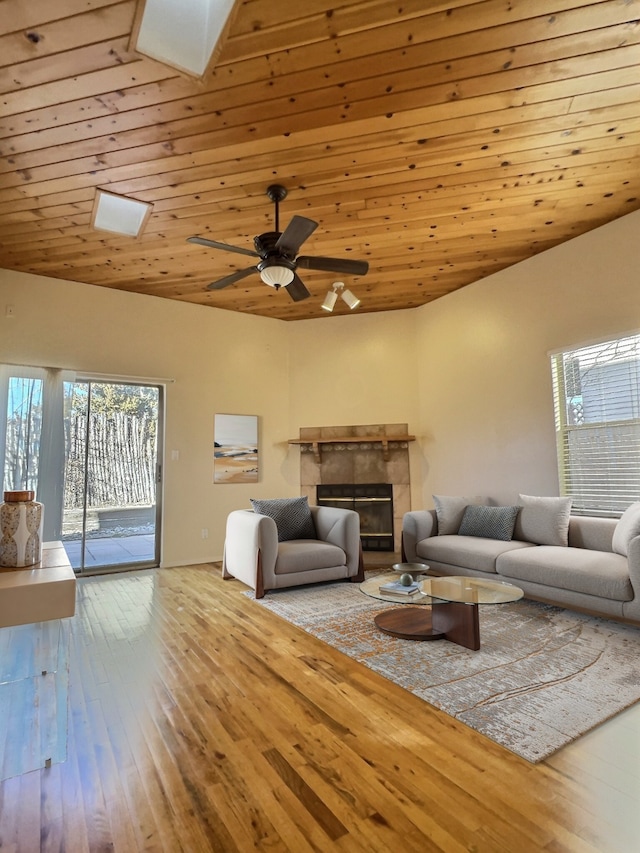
xmin=248 ymin=580 xmax=640 ymax=762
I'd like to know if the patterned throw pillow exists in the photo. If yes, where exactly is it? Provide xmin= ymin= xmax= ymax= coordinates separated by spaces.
xmin=458 ymin=504 xmax=520 ymax=541
xmin=250 ymin=496 xmax=317 ymax=542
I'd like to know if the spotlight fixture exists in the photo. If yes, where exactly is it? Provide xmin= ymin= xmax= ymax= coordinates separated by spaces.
xmin=341 ymin=287 xmax=361 ymax=310
xmin=321 ymin=288 xmax=338 ymax=312
xmin=321 ymin=281 xmax=361 ymax=312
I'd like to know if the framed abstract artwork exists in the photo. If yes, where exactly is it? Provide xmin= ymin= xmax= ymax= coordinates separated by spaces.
xmin=214 ymin=414 xmax=259 ymax=483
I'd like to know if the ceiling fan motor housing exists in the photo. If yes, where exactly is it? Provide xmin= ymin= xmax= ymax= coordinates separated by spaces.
xmin=253 ymin=232 xmax=287 ymax=257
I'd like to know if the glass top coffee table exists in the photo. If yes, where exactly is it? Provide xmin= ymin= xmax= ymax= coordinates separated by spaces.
xmin=360 ymin=569 xmax=523 ymax=650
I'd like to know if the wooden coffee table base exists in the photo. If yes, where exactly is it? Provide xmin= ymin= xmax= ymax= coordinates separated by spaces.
xmin=374 ymin=601 xmax=481 ymax=650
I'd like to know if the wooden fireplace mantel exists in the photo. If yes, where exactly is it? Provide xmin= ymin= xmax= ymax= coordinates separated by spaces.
xmin=288 ymin=434 xmax=415 ymax=463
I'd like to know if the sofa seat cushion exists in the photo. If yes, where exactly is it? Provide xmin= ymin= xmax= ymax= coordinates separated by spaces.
xmin=274 ymin=540 xmax=346 ymax=575
xmin=416 ymin=535 xmax=535 ymax=573
xmin=497 ymin=547 xmax=633 ymax=601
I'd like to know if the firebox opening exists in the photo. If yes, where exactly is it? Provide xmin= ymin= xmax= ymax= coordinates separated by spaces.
xmin=316 ymin=483 xmax=394 ymax=551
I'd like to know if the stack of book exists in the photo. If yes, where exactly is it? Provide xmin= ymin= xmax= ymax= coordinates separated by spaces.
xmin=379 ymin=579 xmax=420 ymax=597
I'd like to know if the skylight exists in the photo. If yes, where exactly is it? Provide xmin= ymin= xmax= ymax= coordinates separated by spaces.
xmin=92 ymin=190 xmax=153 ymax=238
xmin=134 ymin=0 xmax=238 ymax=78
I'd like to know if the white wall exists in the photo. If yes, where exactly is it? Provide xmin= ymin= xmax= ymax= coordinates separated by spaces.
xmin=412 ymin=209 xmax=640 ymax=507
xmin=286 ymin=309 xmax=423 ymax=506
xmin=2 ymin=209 xmax=638 ymax=563
xmin=0 ymin=271 xmax=293 ymax=565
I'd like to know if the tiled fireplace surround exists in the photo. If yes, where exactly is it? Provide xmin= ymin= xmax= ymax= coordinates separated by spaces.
xmin=297 ymin=423 xmax=412 ymax=557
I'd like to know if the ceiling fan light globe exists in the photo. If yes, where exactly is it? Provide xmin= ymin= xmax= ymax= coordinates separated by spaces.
xmin=259 ymin=263 xmax=295 ymax=287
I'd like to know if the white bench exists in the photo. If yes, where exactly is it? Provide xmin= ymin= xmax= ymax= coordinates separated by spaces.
xmin=0 ymin=541 xmax=76 ymax=628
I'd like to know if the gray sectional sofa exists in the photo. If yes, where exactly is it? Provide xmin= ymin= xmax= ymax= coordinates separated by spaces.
xmin=402 ymin=495 xmax=640 ymax=625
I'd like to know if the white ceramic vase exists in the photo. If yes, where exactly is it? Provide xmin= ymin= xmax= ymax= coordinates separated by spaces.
xmin=0 ymin=490 xmax=44 ymax=567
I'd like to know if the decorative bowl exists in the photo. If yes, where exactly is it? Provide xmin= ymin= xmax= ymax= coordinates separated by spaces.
xmin=392 ymin=562 xmax=430 ymax=580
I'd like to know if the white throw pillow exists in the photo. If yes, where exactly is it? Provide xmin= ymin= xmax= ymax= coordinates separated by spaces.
xmin=515 ymin=494 xmax=573 ymax=546
xmin=433 ymin=495 xmax=486 ymax=535
xmin=612 ymin=502 xmax=640 ymax=557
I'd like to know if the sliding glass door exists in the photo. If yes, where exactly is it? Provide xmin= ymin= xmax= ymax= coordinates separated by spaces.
xmin=62 ymin=381 xmax=162 ymax=572
xmin=1 ymin=367 xmax=163 ymax=574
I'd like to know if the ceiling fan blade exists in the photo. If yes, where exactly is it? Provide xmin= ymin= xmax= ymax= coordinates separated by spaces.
xmin=206 ymin=267 xmax=257 ymax=290
xmin=285 ymin=273 xmax=311 ymax=302
xmin=275 ymin=215 xmax=318 ymax=257
xmin=296 ymin=256 xmax=369 ymax=276
xmin=188 ymin=235 xmax=259 ymax=259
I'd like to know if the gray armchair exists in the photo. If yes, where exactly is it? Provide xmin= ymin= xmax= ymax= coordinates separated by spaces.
xmin=222 ymin=504 xmax=364 ymax=598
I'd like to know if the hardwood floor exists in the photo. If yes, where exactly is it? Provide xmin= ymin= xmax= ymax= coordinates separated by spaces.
xmin=0 ymin=564 xmax=638 ymax=852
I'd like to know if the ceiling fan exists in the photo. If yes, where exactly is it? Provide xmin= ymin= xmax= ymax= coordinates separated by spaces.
xmin=187 ymin=185 xmax=369 ymax=302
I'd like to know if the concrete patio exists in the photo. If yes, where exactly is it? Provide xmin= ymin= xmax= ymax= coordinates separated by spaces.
xmin=63 ymin=533 xmax=156 ymax=571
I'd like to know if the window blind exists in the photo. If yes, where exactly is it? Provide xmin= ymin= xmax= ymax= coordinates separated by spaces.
xmin=551 ymin=334 xmax=640 ymax=517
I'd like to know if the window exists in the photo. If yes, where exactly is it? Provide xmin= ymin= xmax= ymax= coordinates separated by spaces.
xmin=551 ymin=333 xmax=640 ymax=517
xmin=1 ymin=372 xmax=43 ymax=493
xmin=1 ymin=366 xmax=69 ymax=541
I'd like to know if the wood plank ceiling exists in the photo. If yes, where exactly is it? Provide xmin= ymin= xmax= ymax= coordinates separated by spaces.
xmin=0 ymin=0 xmax=639 ymax=321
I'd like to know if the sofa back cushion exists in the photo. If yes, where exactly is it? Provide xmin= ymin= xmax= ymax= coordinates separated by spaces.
xmin=513 ymin=494 xmax=572 ymax=546
xmin=568 ymin=515 xmax=616 ymax=551
xmin=612 ymin=502 xmax=640 ymax=557
xmin=458 ymin=504 xmax=520 ymax=541
xmin=433 ymin=494 xmax=486 ymax=535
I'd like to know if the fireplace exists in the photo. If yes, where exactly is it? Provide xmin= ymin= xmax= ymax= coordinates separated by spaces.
xmin=295 ymin=423 xmax=413 ymax=560
xmin=317 ymin=483 xmax=394 ymax=551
